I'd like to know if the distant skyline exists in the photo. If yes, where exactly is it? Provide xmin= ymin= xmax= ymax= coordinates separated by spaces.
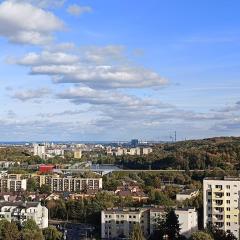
xmin=0 ymin=0 xmax=240 ymax=141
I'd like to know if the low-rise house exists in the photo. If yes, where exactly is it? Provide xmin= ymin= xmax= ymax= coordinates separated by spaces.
xmin=0 ymin=201 xmax=48 ymax=229
xmin=176 ymin=189 xmax=199 ymax=202
xmin=115 ymin=181 xmax=148 ymax=202
xmin=116 ymin=190 xmax=149 ymax=202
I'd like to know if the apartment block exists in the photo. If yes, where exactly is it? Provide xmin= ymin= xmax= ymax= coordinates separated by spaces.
xmin=33 ymin=144 xmax=46 ymax=159
xmin=101 ymin=208 xmax=150 ymax=239
xmin=74 ymin=149 xmax=82 ymax=159
xmin=0 ymin=178 xmax=27 ymax=192
xmin=0 ymin=201 xmax=48 ymax=229
xmin=175 ymin=208 xmax=198 ymax=238
xmin=101 ymin=207 xmax=198 ymax=239
xmin=203 ymin=177 xmax=240 ymax=239
xmin=31 ymin=174 xmax=102 ymax=192
xmin=108 ymin=147 xmax=153 ymax=156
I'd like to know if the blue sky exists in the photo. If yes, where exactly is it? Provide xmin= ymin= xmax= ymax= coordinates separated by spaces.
xmin=0 ymin=0 xmax=240 ymax=141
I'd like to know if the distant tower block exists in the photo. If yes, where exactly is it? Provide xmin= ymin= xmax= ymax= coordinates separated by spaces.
xmin=74 ymin=149 xmax=82 ymax=159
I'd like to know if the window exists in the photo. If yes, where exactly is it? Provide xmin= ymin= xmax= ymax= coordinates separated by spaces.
xmin=226 ymin=193 xmax=230 ymax=196
xmin=227 ymin=215 xmax=230 ymax=219
xmin=226 ymin=200 xmax=230 ymax=204
xmin=227 ymin=208 xmax=230 ymax=211
xmin=227 ymin=223 xmax=231 ymax=226
xmin=226 ymin=185 xmax=230 ymax=189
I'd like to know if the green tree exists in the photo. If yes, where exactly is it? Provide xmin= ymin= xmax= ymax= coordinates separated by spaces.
xmin=39 ymin=184 xmax=51 ymax=194
xmin=130 ymin=223 xmax=145 ymax=240
xmin=0 ymin=220 xmax=20 ymax=240
xmin=43 ymin=226 xmax=62 ymax=240
xmin=150 ymin=216 xmax=167 ymax=240
xmin=27 ymin=178 xmax=37 ymax=192
xmin=165 ymin=209 xmax=180 ymax=240
xmin=21 ymin=219 xmax=43 ymax=240
xmin=190 ymin=231 xmax=213 ymax=240
xmin=207 ymin=224 xmax=237 ymax=240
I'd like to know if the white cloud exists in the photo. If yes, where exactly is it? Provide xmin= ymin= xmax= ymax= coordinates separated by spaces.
xmin=84 ymin=45 xmax=126 ymax=64
xmin=67 ymin=4 xmax=92 ymax=16
xmin=57 ymin=86 xmax=163 ymax=107
xmin=12 ymin=88 xmax=50 ymax=101
xmin=11 ymin=0 xmax=66 ymax=8
xmin=0 ymin=1 xmax=64 ymax=45
xmin=31 ymin=64 xmax=167 ymax=88
xmin=14 ymin=45 xmax=167 ymax=88
xmin=16 ymin=51 xmax=79 ymax=65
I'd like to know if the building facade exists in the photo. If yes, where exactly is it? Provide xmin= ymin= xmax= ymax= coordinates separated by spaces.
xmin=0 ymin=201 xmax=48 ymax=229
xmin=203 ymin=177 xmax=240 ymax=239
xmin=0 ymin=178 xmax=27 ymax=192
xmin=33 ymin=144 xmax=46 ymax=159
xmin=101 ymin=207 xmax=198 ymax=239
xmin=74 ymin=149 xmax=82 ymax=159
xmin=175 ymin=208 xmax=198 ymax=238
xmin=176 ymin=189 xmax=199 ymax=202
xmin=31 ymin=174 xmax=102 ymax=192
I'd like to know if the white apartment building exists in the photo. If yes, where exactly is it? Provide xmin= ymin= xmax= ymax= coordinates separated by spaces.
xmin=175 ymin=208 xmax=198 ymax=238
xmin=30 ymin=175 xmax=102 ymax=192
xmin=33 ymin=144 xmax=46 ymax=159
xmin=109 ymin=147 xmax=153 ymax=156
xmin=0 ymin=201 xmax=48 ymax=229
xmin=0 ymin=178 xmax=27 ymax=192
xmin=203 ymin=177 xmax=240 ymax=239
xmin=101 ymin=208 xmax=150 ymax=239
xmin=50 ymin=176 xmax=102 ymax=192
xmin=101 ymin=207 xmax=198 ymax=239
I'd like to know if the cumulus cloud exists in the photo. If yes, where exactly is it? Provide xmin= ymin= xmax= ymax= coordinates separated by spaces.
xmin=211 ymin=118 xmax=240 ymax=131
xmin=215 ymin=101 xmax=240 ymax=113
xmin=0 ymin=1 xmax=64 ymax=45
xmin=57 ymin=86 xmax=163 ymax=107
xmin=31 ymin=64 xmax=167 ymax=88
xmin=12 ymin=88 xmax=51 ymax=101
xmin=15 ymin=45 xmax=167 ymax=88
xmin=83 ymin=45 xmax=126 ymax=64
xmin=67 ymin=4 xmax=92 ymax=16
xmin=16 ymin=51 xmax=79 ymax=65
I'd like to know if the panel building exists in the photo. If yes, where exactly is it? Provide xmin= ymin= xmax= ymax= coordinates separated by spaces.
xmin=203 ymin=177 xmax=240 ymax=239
xmin=31 ymin=174 xmax=102 ymax=192
xmin=0 ymin=178 xmax=27 ymax=192
xmin=101 ymin=207 xmax=198 ymax=239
